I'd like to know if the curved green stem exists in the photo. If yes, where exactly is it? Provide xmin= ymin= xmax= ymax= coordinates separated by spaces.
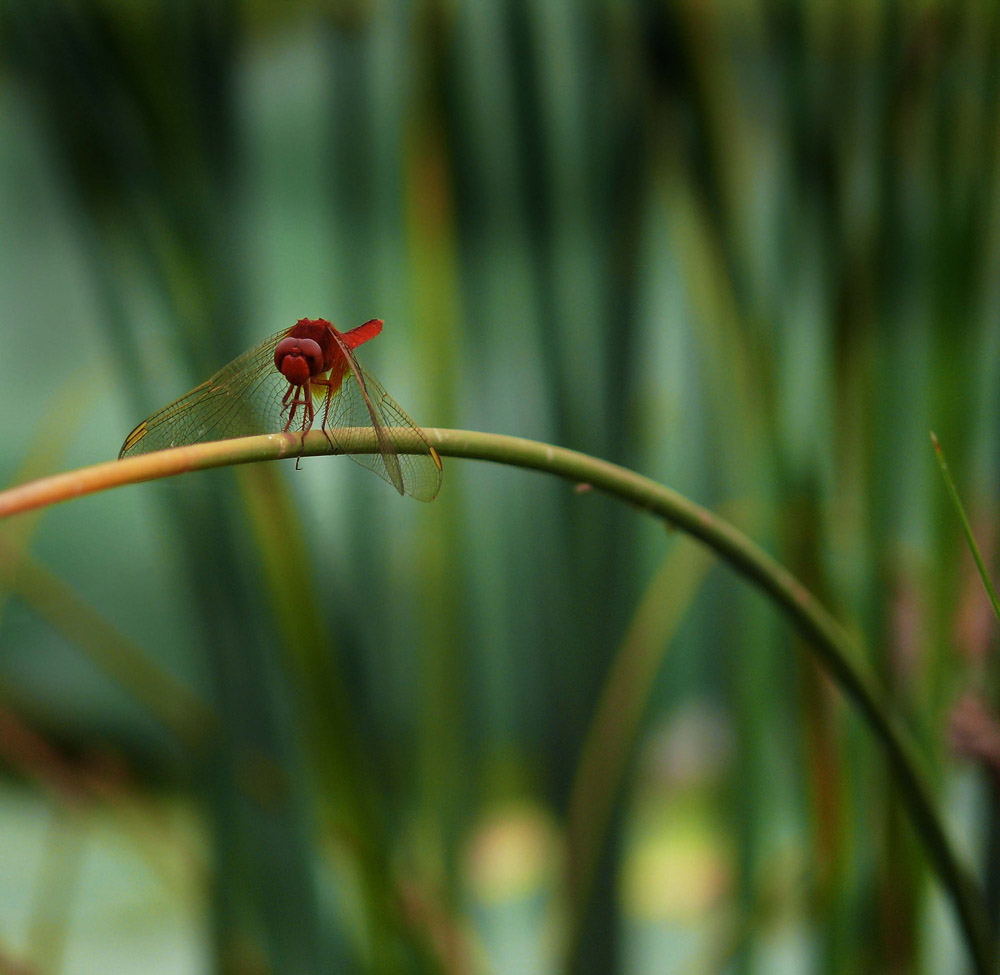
xmin=0 ymin=428 xmax=992 ymax=973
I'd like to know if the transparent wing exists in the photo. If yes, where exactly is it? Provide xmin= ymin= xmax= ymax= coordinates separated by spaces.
xmin=119 ymin=329 xmax=293 ymax=458
xmin=321 ymin=346 xmax=443 ymax=502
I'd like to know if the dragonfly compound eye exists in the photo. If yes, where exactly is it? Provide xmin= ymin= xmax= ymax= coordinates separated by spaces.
xmin=274 ymin=337 xmax=324 ymax=386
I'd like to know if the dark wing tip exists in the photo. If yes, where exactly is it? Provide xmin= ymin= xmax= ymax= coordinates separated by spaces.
xmin=119 ymin=421 xmax=148 ymax=459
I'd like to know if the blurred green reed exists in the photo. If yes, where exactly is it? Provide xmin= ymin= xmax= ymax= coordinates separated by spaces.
xmin=933 ymin=433 xmax=1000 ymax=633
xmin=2 ymin=1 xmax=1000 ymax=973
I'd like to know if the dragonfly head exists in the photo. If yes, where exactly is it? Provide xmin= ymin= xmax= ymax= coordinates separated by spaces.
xmin=274 ymin=336 xmax=324 ymax=386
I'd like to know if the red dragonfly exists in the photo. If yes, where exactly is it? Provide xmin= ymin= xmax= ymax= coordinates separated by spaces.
xmin=119 ymin=318 xmax=443 ymax=501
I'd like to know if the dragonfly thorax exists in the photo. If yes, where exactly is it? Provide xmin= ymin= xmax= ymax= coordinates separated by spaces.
xmin=274 ymin=335 xmax=324 ymax=386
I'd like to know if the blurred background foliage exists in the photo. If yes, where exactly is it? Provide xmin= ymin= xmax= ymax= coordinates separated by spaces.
xmin=1 ymin=1 xmax=999 ymax=973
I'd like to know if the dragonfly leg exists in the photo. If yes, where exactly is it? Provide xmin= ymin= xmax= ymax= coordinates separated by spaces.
xmin=285 ymin=380 xmax=315 ymax=469
xmin=282 ymin=383 xmax=301 ymax=431
xmin=309 ymin=377 xmax=338 ymax=450
xmin=303 ymin=386 xmax=315 ymax=433
xmin=283 ymin=381 xmax=317 ymax=434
